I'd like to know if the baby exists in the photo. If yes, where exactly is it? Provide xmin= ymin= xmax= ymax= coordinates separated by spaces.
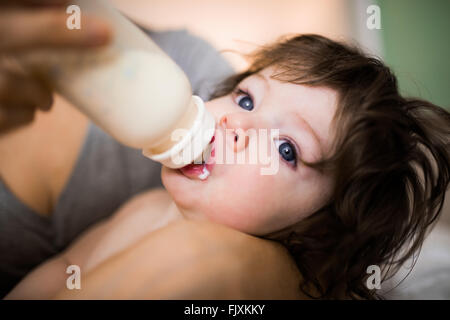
xmin=7 ymin=34 xmax=450 ymax=299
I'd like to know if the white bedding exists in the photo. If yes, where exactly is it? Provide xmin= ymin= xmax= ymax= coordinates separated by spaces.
xmin=381 ymin=223 xmax=450 ymax=299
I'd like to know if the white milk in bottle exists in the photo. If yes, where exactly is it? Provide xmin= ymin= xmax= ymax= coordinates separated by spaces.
xmin=20 ymin=0 xmax=216 ymax=168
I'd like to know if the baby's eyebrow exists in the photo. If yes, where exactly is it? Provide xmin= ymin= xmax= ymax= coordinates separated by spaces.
xmin=291 ymin=112 xmax=324 ymax=160
xmin=253 ymin=73 xmax=270 ymax=91
xmin=254 ymin=73 xmax=269 ymax=83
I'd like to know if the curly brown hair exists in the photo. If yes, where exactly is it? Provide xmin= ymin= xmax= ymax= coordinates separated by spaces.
xmin=211 ymin=34 xmax=450 ymax=299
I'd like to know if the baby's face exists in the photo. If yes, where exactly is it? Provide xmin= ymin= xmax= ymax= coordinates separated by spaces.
xmin=162 ymin=67 xmax=338 ymax=235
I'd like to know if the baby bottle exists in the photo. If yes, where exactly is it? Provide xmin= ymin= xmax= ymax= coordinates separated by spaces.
xmin=20 ymin=0 xmax=215 ymax=168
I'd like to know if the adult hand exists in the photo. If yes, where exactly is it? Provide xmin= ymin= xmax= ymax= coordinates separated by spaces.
xmin=0 ymin=0 xmax=112 ymax=134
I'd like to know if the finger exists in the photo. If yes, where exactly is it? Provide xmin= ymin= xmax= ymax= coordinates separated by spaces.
xmin=0 ymin=105 xmax=36 ymax=133
xmin=0 ymin=9 xmax=112 ymax=51
xmin=1 ymin=0 xmax=69 ymax=8
xmin=36 ymin=93 xmax=53 ymax=111
xmin=0 ymin=76 xmax=54 ymax=112
xmin=0 ymin=61 xmax=54 ymax=110
xmin=0 ymin=0 xmax=70 ymax=8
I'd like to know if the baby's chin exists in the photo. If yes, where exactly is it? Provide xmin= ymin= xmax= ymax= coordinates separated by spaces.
xmin=161 ymin=166 xmax=208 ymax=211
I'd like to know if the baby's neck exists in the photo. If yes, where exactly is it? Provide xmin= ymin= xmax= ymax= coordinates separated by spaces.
xmin=164 ymin=200 xmax=186 ymax=225
xmin=164 ymin=198 xmax=206 ymax=227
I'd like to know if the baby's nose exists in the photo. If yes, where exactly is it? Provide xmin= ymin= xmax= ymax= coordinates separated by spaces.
xmin=219 ymin=115 xmax=249 ymax=153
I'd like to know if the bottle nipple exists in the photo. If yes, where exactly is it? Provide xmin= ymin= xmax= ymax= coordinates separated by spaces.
xmin=143 ymin=95 xmax=215 ymax=168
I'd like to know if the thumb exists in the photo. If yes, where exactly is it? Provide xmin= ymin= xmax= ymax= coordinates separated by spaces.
xmin=0 ymin=9 xmax=112 ymax=52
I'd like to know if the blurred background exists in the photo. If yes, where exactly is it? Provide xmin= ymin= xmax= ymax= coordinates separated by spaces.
xmin=110 ymin=0 xmax=450 ymax=298
xmin=111 ymin=0 xmax=450 ymax=111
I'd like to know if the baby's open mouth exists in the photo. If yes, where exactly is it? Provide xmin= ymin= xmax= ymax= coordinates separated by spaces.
xmin=179 ymin=135 xmax=215 ymax=180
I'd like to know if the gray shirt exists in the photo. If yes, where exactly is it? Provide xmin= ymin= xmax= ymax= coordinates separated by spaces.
xmin=0 ymin=28 xmax=234 ymax=297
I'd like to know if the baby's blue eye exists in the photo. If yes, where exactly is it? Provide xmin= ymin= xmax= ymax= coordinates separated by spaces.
xmin=279 ymin=142 xmax=295 ymax=161
xmin=275 ymin=140 xmax=297 ymax=166
xmin=235 ymin=89 xmax=254 ymax=111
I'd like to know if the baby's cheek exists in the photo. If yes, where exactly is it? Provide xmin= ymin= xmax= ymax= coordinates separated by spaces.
xmin=222 ymin=177 xmax=277 ymax=233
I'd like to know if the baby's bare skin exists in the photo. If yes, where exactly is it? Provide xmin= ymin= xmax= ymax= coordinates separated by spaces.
xmin=5 ymin=187 xmax=176 ymax=298
xmin=54 ymin=219 xmax=304 ymax=299
xmin=6 ymin=188 xmax=303 ymax=299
